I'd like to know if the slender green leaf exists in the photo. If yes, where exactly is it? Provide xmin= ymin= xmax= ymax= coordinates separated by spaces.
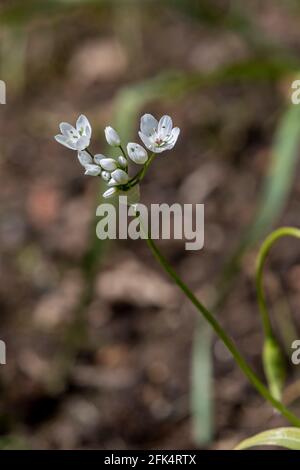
xmin=191 ymin=320 xmax=213 ymax=445
xmin=235 ymin=427 xmax=300 ymax=450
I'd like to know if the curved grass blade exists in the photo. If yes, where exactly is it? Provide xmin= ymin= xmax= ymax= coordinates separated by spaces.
xmin=235 ymin=427 xmax=300 ymax=450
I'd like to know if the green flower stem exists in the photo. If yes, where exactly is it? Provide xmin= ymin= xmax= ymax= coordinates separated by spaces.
xmin=119 ymin=145 xmax=127 ymax=160
xmin=126 ymin=152 xmax=155 ymax=189
xmin=143 ymin=231 xmax=300 ymax=427
xmin=255 ymin=226 xmax=300 ymax=339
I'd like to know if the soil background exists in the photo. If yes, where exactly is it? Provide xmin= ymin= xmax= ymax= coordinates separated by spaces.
xmin=1 ymin=0 xmax=300 ymax=450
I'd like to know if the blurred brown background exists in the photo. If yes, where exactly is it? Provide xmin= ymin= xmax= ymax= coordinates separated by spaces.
xmin=1 ymin=0 xmax=300 ymax=450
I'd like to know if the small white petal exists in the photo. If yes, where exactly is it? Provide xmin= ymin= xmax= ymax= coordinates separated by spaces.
xmin=55 ymin=134 xmax=77 ymax=150
xmin=167 ymin=127 xmax=180 ymax=146
xmin=104 ymin=126 xmax=121 ymax=146
xmin=94 ymin=154 xmax=106 ymax=165
xmin=75 ymin=135 xmax=90 ymax=151
xmin=127 ymin=142 xmax=148 ymax=164
xmin=158 ymin=115 xmax=173 ymax=138
xmin=101 ymin=171 xmax=111 ymax=182
xmin=99 ymin=158 xmax=117 ymax=171
xmin=59 ymin=122 xmax=76 ymax=136
xmin=117 ymin=156 xmax=127 ymax=168
xmin=84 ymin=164 xmax=101 ymax=176
xmin=138 ymin=132 xmax=154 ymax=152
xmin=103 ymin=187 xmax=118 ymax=198
xmin=78 ymin=150 xmax=92 ymax=167
xmin=140 ymin=114 xmax=158 ymax=136
xmin=111 ymin=169 xmax=129 ymax=184
xmin=76 ymin=114 xmax=92 ymax=138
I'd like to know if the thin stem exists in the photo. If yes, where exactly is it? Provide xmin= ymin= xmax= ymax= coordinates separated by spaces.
xmin=119 ymin=144 xmax=127 ymax=160
xmin=143 ymin=231 xmax=300 ymax=427
xmin=256 ymin=227 xmax=300 ymax=339
xmin=85 ymin=147 xmax=94 ymax=159
xmin=127 ymin=152 xmax=155 ymax=188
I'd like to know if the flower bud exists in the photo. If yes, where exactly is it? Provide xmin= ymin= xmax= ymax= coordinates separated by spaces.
xmin=111 ymin=169 xmax=129 ymax=184
xmin=101 ymin=171 xmax=111 ymax=182
xmin=263 ymin=335 xmax=286 ymax=401
xmin=99 ymin=158 xmax=117 ymax=171
xmin=127 ymin=142 xmax=148 ymax=164
xmin=117 ymin=156 xmax=127 ymax=168
xmin=103 ymin=187 xmax=118 ymax=198
xmin=94 ymin=154 xmax=106 ymax=165
xmin=84 ymin=164 xmax=101 ymax=176
xmin=78 ymin=150 xmax=92 ymax=167
xmin=105 ymin=126 xmax=121 ymax=146
xmin=108 ymin=178 xmax=118 ymax=187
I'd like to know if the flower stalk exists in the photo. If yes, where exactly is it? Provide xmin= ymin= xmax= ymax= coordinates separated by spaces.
xmin=143 ymin=228 xmax=300 ymax=427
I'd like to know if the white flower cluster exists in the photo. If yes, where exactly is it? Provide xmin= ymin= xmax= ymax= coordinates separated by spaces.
xmin=55 ymin=113 xmax=180 ymax=201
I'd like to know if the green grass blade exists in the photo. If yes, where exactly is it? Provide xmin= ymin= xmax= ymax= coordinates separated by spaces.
xmin=191 ymin=321 xmax=213 ymax=445
xmin=235 ymin=427 xmax=300 ymax=450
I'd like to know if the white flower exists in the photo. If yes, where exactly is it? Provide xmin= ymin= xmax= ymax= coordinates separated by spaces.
xmin=99 ymin=158 xmax=117 ymax=171
xmin=84 ymin=164 xmax=101 ymax=176
xmin=127 ymin=142 xmax=148 ymax=164
xmin=117 ymin=156 xmax=127 ymax=168
xmin=55 ymin=114 xmax=91 ymax=150
xmin=138 ymin=114 xmax=180 ymax=153
xmin=104 ymin=126 xmax=121 ymax=146
xmin=111 ymin=169 xmax=129 ymax=185
xmin=78 ymin=150 xmax=93 ymax=167
xmin=103 ymin=187 xmax=118 ymax=198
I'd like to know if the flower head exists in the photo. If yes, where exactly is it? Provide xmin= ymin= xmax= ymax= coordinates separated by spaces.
xmin=138 ymin=114 xmax=180 ymax=153
xmin=55 ymin=115 xmax=91 ymax=150
xmin=55 ymin=112 xmax=178 ymax=206
xmin=105 ymin=126 xmax=121 ymax=146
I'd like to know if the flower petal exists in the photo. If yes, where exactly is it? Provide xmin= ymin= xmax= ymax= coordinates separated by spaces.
xmin=158 ymin=115 xmax=173 ymax=138
xmin=138 ymin=132 xmax=154 ymax=151
xmin=59 ymin=122 xmax=76 ymax=136
xmin=55 ymin=134 xmax=77 ymax=150
xmin=76 ymin=114 xmax=92 ymax=138
xmin=168 ymin=126 xmax=180 ymax=146
xmin=140 ymin=114 xmax=158 ymax=136
xmin=75 ymin=135 xmax=90 ymax=151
